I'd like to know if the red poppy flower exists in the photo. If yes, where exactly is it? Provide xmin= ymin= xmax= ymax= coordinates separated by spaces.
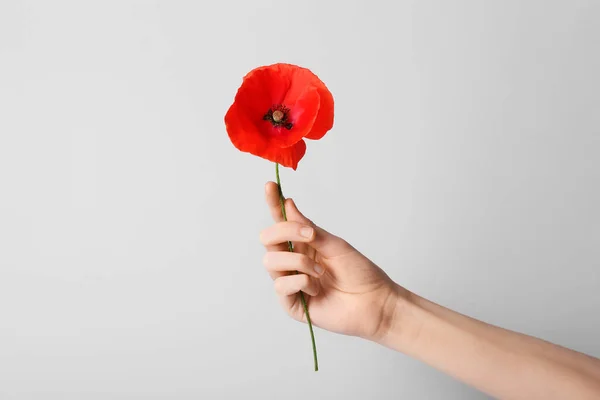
xmin=224 ymin=63 xmax=334 ymax=170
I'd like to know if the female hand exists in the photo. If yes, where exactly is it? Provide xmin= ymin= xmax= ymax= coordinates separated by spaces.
xmin=260 ymin=182 xmax=404 ymax=341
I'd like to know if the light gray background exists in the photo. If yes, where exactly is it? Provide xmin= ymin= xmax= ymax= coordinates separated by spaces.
xmin=1 ymin=1 xmax=598 ymax=399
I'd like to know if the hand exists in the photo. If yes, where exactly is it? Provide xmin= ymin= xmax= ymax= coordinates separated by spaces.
xmin=259 ymin=182 xmax=403 ymax=341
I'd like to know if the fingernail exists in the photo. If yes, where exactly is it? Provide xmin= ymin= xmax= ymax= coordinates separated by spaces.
xmin=314 ymin=264 xmax=324 ymax=275
xmin=300 ymin=226 xmax=314 ymax=238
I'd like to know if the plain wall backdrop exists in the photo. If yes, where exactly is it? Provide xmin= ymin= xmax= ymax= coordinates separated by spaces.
xmin=1 ymin=0 xmax=599 ymax=399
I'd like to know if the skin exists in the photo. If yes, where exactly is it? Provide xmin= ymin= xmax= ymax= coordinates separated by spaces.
xmin=259 ymin=181 xmax=600 ymax=400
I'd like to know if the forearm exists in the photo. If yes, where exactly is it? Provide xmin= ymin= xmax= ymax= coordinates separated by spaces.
xmin=379 ymin=285 xmax=600 ymax=400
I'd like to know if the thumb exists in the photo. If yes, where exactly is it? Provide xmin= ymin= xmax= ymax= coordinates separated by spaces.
xmin=284 ymin=198 xmax=353 ymax=259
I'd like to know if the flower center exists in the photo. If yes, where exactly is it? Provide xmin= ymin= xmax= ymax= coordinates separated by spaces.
xmin=263 ymin=105 xmax=293 ymax=130
xmin=272 ymin=110 xmax=284 ymax=122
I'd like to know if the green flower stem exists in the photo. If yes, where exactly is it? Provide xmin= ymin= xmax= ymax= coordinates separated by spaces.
xmin=275 ymin=162 xmax=319 ymax=372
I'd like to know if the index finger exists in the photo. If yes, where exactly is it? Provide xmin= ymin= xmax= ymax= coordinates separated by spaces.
xmin=265 ymin=181 xmax=285 ymax=223
xmin=263 ymin=181 xmax=311 ymax=255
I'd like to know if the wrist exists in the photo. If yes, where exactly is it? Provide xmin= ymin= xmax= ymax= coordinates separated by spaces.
xmin=373 ymin=283 xmax=423 ymax=353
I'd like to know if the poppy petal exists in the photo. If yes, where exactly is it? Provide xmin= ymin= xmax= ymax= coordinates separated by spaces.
xmin=266 ymin=86 xmax=320 ymax=148
xmin=225 ymin=102 xmax=306 ymax=170
xmin=225 ymin=101 xmax=268 ymax=156
xmin=261 ymin=139 xmax=307 ymax=170
xmin=235 ymin=71 xmax=282 ymax=127
xmin=237 ymin=64 xmax=301 ymax=113
xmin=305 ymin=80 xmax=334 ymax=140
xmin=282 ymin=66 xmax=315 ymax=105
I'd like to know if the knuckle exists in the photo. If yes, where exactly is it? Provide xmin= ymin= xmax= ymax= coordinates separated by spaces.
xmin=273 ymin=277 xmax=284 ymax=294
xmin=306 ymin=277 xmax=319 ymax=295
xmin=259 ymin=229 xmax=268 ymax=244
xmin=262 ymin=252 xmax=271 ymax=267
xmin=313 ymin=281 xmax=320 ymax=296
xmin=300 ymin=273 xmax=311 ymax=287
xmin=283 ymin=220 xmax=298 ymax=229
xmin=298 ymin=254 xmax=313 ymax=271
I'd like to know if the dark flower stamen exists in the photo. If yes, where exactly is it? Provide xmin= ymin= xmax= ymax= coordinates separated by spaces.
xmin=263 ymin=105 xmax=293 ymax=130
